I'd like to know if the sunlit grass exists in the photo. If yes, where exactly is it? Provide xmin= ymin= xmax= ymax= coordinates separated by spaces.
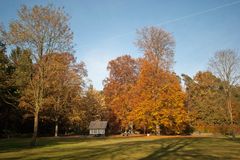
xmin=0 ymin=136 xmax=240 ymax=160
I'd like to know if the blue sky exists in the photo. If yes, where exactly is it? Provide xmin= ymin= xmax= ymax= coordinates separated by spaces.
xmin=1 ymin=0 xmax=240 ymax=90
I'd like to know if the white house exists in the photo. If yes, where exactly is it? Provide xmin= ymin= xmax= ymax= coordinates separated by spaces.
xmin=89 ymin=120 xmax=108 ymax=136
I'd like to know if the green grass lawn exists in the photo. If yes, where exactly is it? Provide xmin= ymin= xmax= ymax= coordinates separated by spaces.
xmin=0 ymin=136 xmax=240 ymax=160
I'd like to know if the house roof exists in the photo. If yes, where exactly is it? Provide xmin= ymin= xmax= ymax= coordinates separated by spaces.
xmin=89 ymin=120 xmax=108 ymax=129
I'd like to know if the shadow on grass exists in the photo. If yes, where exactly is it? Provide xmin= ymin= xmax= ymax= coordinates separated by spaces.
xmin=0 ymin=136 xmax=104 ymax=153
xmin=225 ymin=136 xmax=240 ymax=144
xmin=1 ymin=137 xmax=240 ymax=160
xmin=140 ymin=139 xmax=193 ymax=160
xmin=79 ymin=138 xmax=198 ymax=160
xmin=9 ymin=138 xmax=196 ymax=160
xmin=139 ymin=138 xmax=221 ymax=160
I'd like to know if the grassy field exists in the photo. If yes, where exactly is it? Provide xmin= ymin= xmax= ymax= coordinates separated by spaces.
xmin=0 ymin=136 xmax=240 ymax=160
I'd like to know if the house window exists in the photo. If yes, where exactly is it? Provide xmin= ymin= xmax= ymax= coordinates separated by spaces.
xmin=90 ymin=129 xmax=105 ymax=135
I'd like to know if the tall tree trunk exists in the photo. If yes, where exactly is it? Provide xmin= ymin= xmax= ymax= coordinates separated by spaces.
xmin=156 ymin=124 xmax=160 ymax=135
xmin=30 ymin=60 xmax=44 ymax=146
xmin=31 ymin=110 xmax=39 ymax=146
xmin=6 ymin=108 xmax=10 ymax=139
xmin=55 ymin=121 xmax=58 ymax=137
xmin=129 ymin=121 xmax=133 ymax=134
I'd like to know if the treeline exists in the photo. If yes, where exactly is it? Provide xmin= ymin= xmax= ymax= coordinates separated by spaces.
xmin=1 ymin=4 xmax=240 ymax=145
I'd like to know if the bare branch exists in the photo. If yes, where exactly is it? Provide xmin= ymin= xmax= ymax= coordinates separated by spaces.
xmin=135 ymin=26 xmax=175 ymax=70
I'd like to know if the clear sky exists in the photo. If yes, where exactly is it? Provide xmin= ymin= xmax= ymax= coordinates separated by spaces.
xmin=1 ymin=0 xmax=240 ymax=90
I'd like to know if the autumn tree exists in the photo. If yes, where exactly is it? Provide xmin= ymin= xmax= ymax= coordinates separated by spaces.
xmin=104 ymin=27 xmax=187 ymax=135
xmin=232 ymin=86 xmax=240 ymax=127
xmin=1 ymin=5 xmax=73 ymax=145
xmin=135 ymin=26 xmax=175 ymax=70
xmin=79 ymin=85 xmax=108 ymax=132
xmin=43 ymin=53 xmax=86 ymax=137
xmin=104 ymin=55 xmax=139 ymax=132
xmin=133 ymin=27 xmax=188 ymax=134
xmin=208 ymin=49 xmax=240 ymax=138
xmin=182 ymin=72 xmax=227 ymax=133
xmin=131 ymin=55 xmax=188 ymax=135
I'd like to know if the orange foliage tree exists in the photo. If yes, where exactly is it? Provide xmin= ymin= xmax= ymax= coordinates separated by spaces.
xmin=103 ymin=55 xmax=139 ymax=132
xmin=104 ymin=52 xmax=189 ymax=134
xmin=104 ymin=26 xmax=189 ymax=135
xmin=130 ymin=53 xmax=188 ymax=134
